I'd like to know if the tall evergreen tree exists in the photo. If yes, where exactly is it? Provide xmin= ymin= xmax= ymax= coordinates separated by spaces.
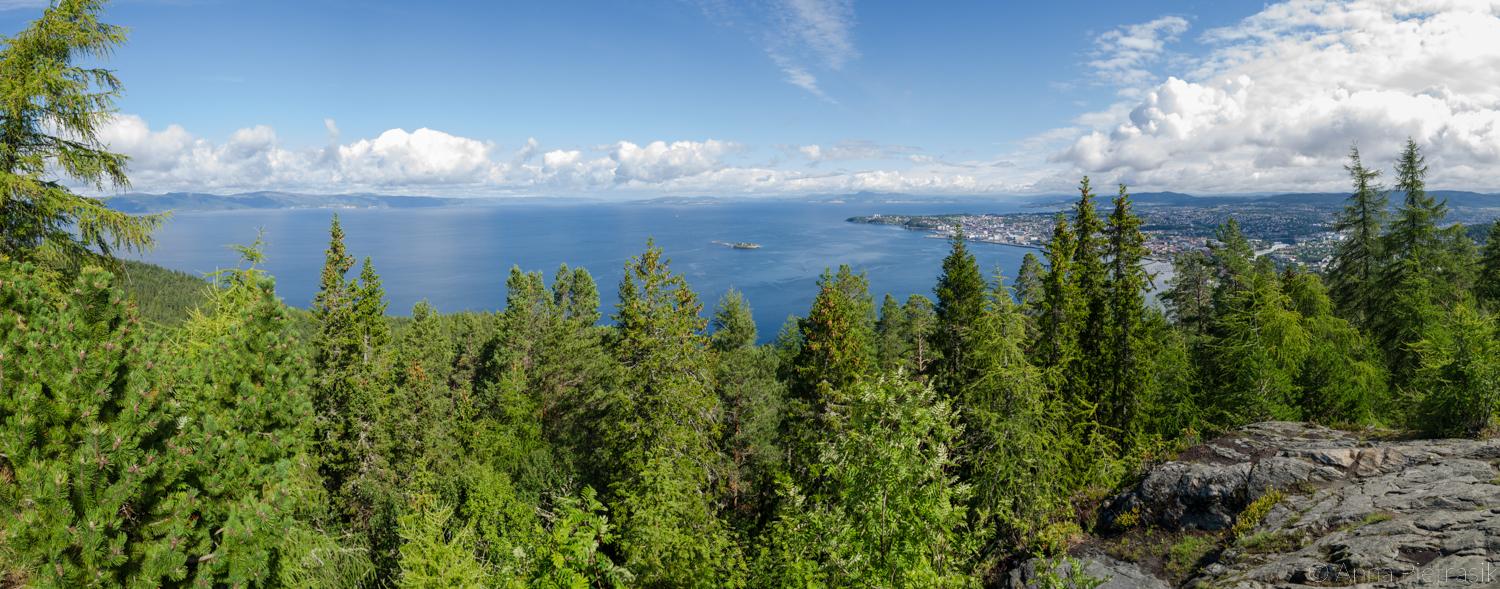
xmin=754 ymin=374 xmax=983 ymax=587
xmin=788 ymin=265 xmax=877 ymax=406
xmin=1013 ymin=252 xmax=1045 ymax=321
xmin=1478 ymin=220 xmax=1500 ymax=308
xmin=1377 ymin=139 xmax=1451 ymax=384
xmin=709 ymin=291 xmax=785 ymax=526
xmin=1327 ymin=145 xmax=1388 ymax=328
xmin=0 ymin=0 xmax=163 ymax=266
xmin=1163 ymin=250 xmax=1213 ymax=335
xmin=601 ymin=241 xmax=744 ymax=586
xmin=1034 ymin=214 xmax=1079 ymax=374
xmin=310 ymin=215 xmax=369 ymax=522
xmin=1101 ymin=185 xmax=1152 ymax=441
xmin=930 ymin=228 xmax=989 ymax=399
xmin=876 ymin=293 xmax=909 ymax=372
xmin=1069 ymin=178 xmax=1109 ymax=405
xmin=960 ymin=277 xmax=1071 ymax=551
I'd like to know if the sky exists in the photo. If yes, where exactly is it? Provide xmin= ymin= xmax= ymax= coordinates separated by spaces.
xmin=4 ymin=0 xmax=1500 ymax=197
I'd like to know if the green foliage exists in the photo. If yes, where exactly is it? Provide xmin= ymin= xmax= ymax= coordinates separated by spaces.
xmin=1035 ymin=213 xmax=1079 ymax=371
xmin=931 ymin=229 xmax=989 ymax=399
xmin=755 ymin=374 xmax=984 ymax=588
xmin=0 ymin=0 xmax=164 ymax=267
xmin=169 ymin=245 xmax=324 ymax=585
xmin=1411 ymin=304 xmax=1500 ymax=437
xmin=1479 ymin=220 xmax=1500 ymax=309
xmin=789 ymin=264 xmax=877 ymax=404
xmin=1232 ymin=489 xmax=1285 ymax=539
xmin=1165 ymin=534 xmax=1217 ymax=577
xmin=1328 ymin=145 xmax=1388 ymax=329
xmin=0 ymin=261 xmax=189 ymax=586
xmin=114 ymin=260 xmax=210 ymax=326
xmin=396 ymin=495 xmax=490 ymax=589
xmin=602 ymin=241 xmax=744 ymax=586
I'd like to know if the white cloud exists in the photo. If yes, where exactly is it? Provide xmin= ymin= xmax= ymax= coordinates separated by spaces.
xmin=93 ymin=115 xmax=1045 ymax=197
xmin=697 ymin=0 xmax=857 ymax=101
xmin=796 ymin=140 xmax=921 ymax=164
xmin=1090 ymin=16 xmax=1191 ymax=89
xmin=1054 ymin=0 xmax=1500 ymax=193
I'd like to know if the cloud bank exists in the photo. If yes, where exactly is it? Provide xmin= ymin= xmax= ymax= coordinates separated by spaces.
xmin=1056 ymin=0 xmax=1500 ymax=193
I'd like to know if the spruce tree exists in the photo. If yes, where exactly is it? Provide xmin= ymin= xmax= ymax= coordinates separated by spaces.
xmin=875 ymin=293 xmax=909 ymax=372
xmin=1034 ymin=214 xmax=1079 ymax=373
xmin=0 ymin=0 xmax=163 ymax=266
xmin=1377 ymin=139 xmax=1449 ymax=383
xmin=754 ymin=374 xmax=983 ymax=586
xmin=930 ymin=228 xmax=989 ymax=399
xmin=1327 ymin=145 xmax=1388 ymax=328
xmin=1014 ymin=252 xmax=1045 ymax=321
xmin=602 ymin=241 xmax=744 ymax=585
xmin=1478 ymin=220 xmax=1500 ymax=308
xmin=709 ymin=291 xmax=785 ymax=527
xmin=1163 ymin=250 xmax=1213 ymax=335
xmin=901 ymin=294 xmax=937 ymax=374
xmin=1069 ymin=177 xmax=1109 ymax=405
xmin=789 ymin=265 xmax=877 ymax=406
xmin=1102 ymin=184 xmax=1152 ymax=441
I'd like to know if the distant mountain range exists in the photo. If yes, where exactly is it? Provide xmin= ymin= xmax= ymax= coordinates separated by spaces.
xmin=103 ymin=191 xmax=469 ymax=214
xmin=104 ymin=189 xmax=1500 ymax=214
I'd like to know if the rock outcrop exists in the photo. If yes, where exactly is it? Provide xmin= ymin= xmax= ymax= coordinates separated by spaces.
xmin=1010 ymin=422 xmax=1500 ymax=588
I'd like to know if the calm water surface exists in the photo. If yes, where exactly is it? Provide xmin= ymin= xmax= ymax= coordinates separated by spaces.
xmin=134 ymin=200 xmax=1040 ymax=341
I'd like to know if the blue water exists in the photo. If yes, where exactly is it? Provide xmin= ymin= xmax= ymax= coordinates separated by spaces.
xmin=134 ymin=200 xmax=1039 ymax=341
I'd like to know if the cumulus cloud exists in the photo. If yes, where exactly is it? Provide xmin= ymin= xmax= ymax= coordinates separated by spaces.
xmin=94 ymin=115 xmax=1041 ymax=196
xmin=1055 ymin=0 xmax=1500 ymax=193
xmin=98 ymin=117 xmax=759 ymax=195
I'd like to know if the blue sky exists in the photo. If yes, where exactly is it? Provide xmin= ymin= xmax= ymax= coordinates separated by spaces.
xmin=5 ymin=0 xmax=1500 ymax=196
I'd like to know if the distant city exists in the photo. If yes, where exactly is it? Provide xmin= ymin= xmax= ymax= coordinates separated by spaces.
xmin=849 ymin=191 xmax=1500 ymax=271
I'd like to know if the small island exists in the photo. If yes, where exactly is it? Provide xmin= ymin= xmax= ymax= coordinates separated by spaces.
xmin=713 ymin=240 xmax=762 ymax=250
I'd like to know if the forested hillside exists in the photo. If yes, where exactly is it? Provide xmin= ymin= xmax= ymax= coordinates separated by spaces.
xmin=3 ymin=2 xmax=1498 ymax=588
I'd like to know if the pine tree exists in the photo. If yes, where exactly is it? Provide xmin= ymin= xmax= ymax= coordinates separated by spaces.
xmin=0 ymin=261 xmax=190 ymax=585
xmin=0 ymin=0 xmax=163 ymax=266
xmin=930 ymin=228 xmax=989 ymax=400
xmin=1478 ymin=220 xmax=1500 ymax=308
xmin=171 ymin=244 xmax=325 ymax=585
xmin=1101 ymin=184 xmax=1152 ymax=441
xmin=1327 ymin=145 xmax=1388 ymax=328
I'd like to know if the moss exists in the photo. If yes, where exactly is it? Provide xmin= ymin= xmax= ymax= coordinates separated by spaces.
xmin=1167 ymin=535 xmax=1217 ymax=577
xmin=1232 ymin=489 xmax=1285 ymax=539
xmin=1239 ymin=530 xmax=1305 ymax=554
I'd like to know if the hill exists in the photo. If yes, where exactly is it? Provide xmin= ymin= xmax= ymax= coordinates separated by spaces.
xmin=104 ymin=191 xmax=468 ymax=213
